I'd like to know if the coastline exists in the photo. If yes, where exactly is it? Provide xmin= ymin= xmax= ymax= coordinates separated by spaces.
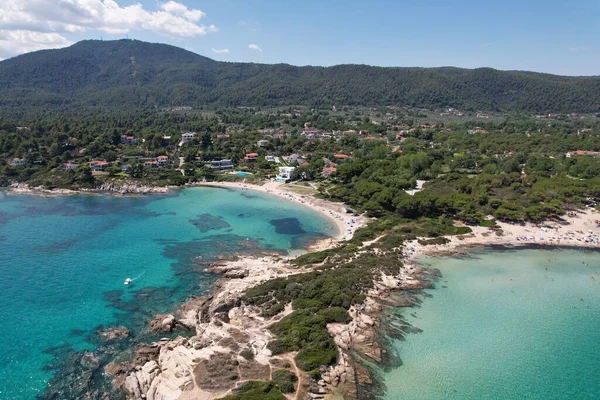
xmin=4 ymin=182 xmax=173 ymax=196
xmin=24 ymin=180 xmax=599 ymax=399
xmin=402 ymin=208 xmax=600 ymax=263
xmin=193 ymin=180 xmax=369 ymax=245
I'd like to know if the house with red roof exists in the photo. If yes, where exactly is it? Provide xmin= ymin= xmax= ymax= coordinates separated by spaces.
xmin=89 ymin=160 xmax=109 ymax=171
xmin=156 ymin=155 xmax=169 ymax=166
xmin=244 ymin=152 xmax=259 ymax=162
xmin=566 ymin=150 xmax=600 ymax=158
xmin=322 ymin=166 xmax=337 ymax=178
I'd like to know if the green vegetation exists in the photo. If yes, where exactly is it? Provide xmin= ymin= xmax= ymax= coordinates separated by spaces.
xmin=1 ymin=40 xmax=600 ymax=114
xmin=2 ymin=42 xmax=600 ymax=395
xmin=218 ymin=381 xmax=284 ymax=400
xmin=271 ymin=370 xmax=298 ymax=393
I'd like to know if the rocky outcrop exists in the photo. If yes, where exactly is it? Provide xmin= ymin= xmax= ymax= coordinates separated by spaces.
xmin=93 ymin=181 xmax=171 ymax=194
xmin=97 ymin=326 xmax=130 ymax=342
xmin=117 ymin=253 xmax=435 ymax=400
xmin=7 ymin=181 xmax=171 ymax=196
xmin=149 ymin=314 xmax=178 ymax=333
xmin=121 ymin=301 xmax=277 ymax=400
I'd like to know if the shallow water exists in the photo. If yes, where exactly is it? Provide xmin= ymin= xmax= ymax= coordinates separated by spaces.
xmin=0 ymin=187 xmax=336 ymax=399
xmin=381 ymin=248 xmax=600 ymax=400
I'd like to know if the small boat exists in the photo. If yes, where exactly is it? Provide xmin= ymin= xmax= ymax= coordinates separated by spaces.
xmin=124 ymin=278 xmax=132 ymax=285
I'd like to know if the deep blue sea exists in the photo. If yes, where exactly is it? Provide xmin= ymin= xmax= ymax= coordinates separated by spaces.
xmin=0 ymin=187 xmax=336 ymax=399
xmin=381 ymin=248 xmax=600 ymax=400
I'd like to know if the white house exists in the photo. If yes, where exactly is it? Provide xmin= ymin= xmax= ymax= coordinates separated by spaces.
xmin=180 ymin=132 xmax=196 ymax=145
xmin=265 ymin=155 xmax=276 ymax=162
xmin=206 ymin=159 xmax=234 ymax=171
xmin=257 ymin=139 xmax=270 ymax=148
xmin=277 ymin=166 xmax=297 ymax=181
xmin=10 ymin=158 xmax=27 ymax=167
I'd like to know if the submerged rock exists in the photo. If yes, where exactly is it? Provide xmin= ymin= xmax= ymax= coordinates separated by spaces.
xmin=97 ymin=326 xmax=130 ymax=342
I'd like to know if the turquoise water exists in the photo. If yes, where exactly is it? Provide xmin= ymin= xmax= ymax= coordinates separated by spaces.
xmin=0 ymin=187 xmax=336 ymax=399
xmin=382 ymin=248 xmax=600 ymax=400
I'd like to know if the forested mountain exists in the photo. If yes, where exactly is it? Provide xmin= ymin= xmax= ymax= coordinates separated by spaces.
xmin=0 ymin=39 xmax=599 ymax=113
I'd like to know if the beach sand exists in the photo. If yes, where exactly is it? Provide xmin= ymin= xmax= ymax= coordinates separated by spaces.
xmin=404 ymin=208 xmax=600 ymax=262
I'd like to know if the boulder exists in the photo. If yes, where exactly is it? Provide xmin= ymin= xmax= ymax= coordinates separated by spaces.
xmin=97 ymin=326 xmax=130 ymax=342
xmin=149 ymin=314 xmax=177 ymax=333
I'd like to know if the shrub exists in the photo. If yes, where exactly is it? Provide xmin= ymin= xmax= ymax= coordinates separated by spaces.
xmin=418 ymin=237 xmax=450 ymax=246
xmin=218 ymin=381 xmax=284 ymax=400
xmin=271 ymin=370 xmax=297 ymax=393
xmin=318 ymin=307 xmax=351 ymax=323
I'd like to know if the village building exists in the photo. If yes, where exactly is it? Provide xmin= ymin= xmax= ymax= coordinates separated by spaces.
xmin=244 ymin=153 xmax=259 ymax=162
xmin=63 ymin=162 xmax=79 ymax=170
xmin=89 ymin=160 xmax=108 ymax=171
xmin=566 ymin=150 xmax=600 ymax=158
xmin=180 ymin=132 xmax=196 ymax=145
xmin=322 ymin=165 xmax=337 ymax=178
xmin=10 ymin=158 xmax=27 ymax=167
xmin=468 ymin=127 xmax=489 ymax=135
xmin=277 ymin=166 xmax=297 ymax=182
xmin=120 ymin=135 xmax=137 ymax=144
xmin=156 ymin=155 xmax=169 ymax=166
xmin=206 ymin=159 xmax=234 ymax=171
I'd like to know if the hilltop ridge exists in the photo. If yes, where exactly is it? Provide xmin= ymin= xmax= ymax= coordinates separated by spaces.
xmin=0 ymin=39 xmax=599 ymax=113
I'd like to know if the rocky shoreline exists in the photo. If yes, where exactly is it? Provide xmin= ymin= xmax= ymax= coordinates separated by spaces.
xmin=5 ymin=181 xmax=172 ymax=196
xmin=99 ymin=242 xmax=438 ymax=400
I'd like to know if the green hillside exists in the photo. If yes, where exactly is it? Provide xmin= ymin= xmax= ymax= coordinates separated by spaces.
xmin=0 ymin=39 xmax=598 ymax=113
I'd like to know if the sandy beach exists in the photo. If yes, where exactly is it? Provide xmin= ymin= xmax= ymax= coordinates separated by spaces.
xmin=403 ymin=208 xmax=600 ymax=262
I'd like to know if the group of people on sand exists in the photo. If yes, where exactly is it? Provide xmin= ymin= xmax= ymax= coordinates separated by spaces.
xmin=516 ymin=228 xmax=600 ymax=246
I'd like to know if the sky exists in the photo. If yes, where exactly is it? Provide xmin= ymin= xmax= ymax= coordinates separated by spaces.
xmin=0 ymin=0 xmax=598 ymax=76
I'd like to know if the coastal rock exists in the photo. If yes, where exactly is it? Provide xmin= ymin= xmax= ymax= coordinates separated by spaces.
xmin=149 ymin=314 xmax=177 ymax=333
xmin=97 ymin=326 xmax=130 ymax=342
xmin=104 ymin=361 xmax=125 ymax=377
xmin=94 ymin=181 xmax=171 ymax=194
xmin=124 ymin=374 xmax=143 ymax=399
xmin=132 ymin=343 xmax=160 ymax=366
xmin=224 ymin=268 xmax=249 ymax=279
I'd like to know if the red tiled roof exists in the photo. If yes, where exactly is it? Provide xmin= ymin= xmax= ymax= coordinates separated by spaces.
xmin=90 ymin=160 xmax=108 ymax=166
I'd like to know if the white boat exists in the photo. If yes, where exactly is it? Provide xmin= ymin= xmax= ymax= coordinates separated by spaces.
xmin=124 ymin=278 xmax=132 ymax=285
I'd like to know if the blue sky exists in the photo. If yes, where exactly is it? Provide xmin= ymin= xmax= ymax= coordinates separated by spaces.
xmin=0 ymin=0 xmax=598 ymax=75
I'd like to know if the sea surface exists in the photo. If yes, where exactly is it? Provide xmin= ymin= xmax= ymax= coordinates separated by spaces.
xmin=381 ymin=248 xmax=600 ymax=400
xmin=0 ymin=187 xmax=336 ymax=399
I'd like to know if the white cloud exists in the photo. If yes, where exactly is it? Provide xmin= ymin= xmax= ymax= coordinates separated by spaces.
xmin=0 ymin=29 xmax=72 ymax=59
xmin=0 ymin=0 xmax=217 ymax=59
xmin=160 ymin=1 xmax=205 ymax=22
xmin=248 ymin=44 xmax=262 ymax=52
xmin=212 ymin=48 xmax=229 ymax=54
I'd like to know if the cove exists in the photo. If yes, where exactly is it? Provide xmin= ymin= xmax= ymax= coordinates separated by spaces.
xmin=381 ymin=248 xmax=600 ymax=400
xmin=0 ymin=187 xmax=336 ymax=399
